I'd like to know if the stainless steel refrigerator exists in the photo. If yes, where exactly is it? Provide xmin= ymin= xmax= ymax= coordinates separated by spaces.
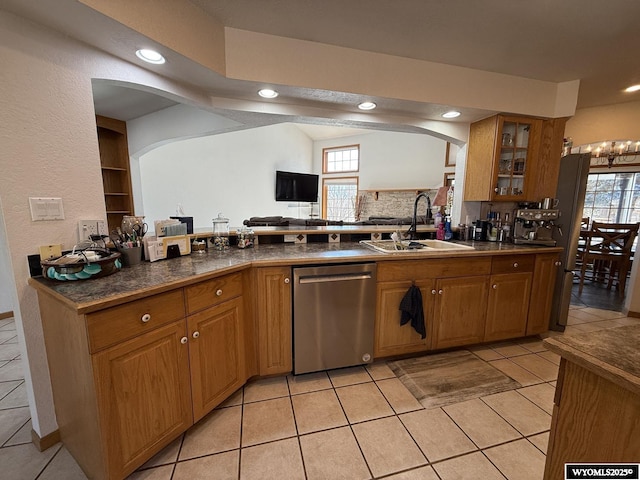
xmin=550 ymin=153 xmax=592 ymax=330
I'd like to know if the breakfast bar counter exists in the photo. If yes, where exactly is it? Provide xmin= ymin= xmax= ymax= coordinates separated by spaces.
xmin=542 ymin=326 xmax=640 ymax=479
xmin=29 ymin=240 xmax=561 ymax=313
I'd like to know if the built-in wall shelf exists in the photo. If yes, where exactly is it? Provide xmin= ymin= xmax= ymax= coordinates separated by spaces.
xmin=96 ymin=115 xmax=134 ymax=233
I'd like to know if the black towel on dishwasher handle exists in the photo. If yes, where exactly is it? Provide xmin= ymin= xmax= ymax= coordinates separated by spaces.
xmin=399 ymin=285 xmax=426 ymax=339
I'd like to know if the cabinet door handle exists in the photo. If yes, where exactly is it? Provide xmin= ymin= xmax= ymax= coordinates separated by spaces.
xmin=284 ymin=277 xmax=290 ymax=284
xmin=493 ymin=284 xmax=498 ymax=289
xmin=438 ymin=289 xmax=443 ymax=295
xmin=216 ymin=289 xmax=223 ymax=296
xmin=555 ymin=261 xmax=562 ymax=266
xmin=180 ymin=337 xmax=188 ymax=345
xmin=513 ymin=262 xmax=519 ymax=268
xmin=431 ymin=289 xmax=437 ymax=295
xmin=141 ymin=313 xmax=151 ymax=323
xmin=192 ymin=331 xmax=200 ymax=339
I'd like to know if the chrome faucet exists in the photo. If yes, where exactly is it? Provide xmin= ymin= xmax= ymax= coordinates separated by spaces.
xmin=407 ymin=193 xmax=431 ymax=240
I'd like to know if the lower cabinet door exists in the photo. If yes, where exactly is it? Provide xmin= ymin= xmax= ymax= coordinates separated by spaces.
xmin=375 ymin=280 xmax=433 ymax=358
xmin=432 ymin=276 xmax=489 ymax=349
xmin=485 ymin=272 xmax=532 ymax=342
xmin=187 ymin=296 xmax=246 ymax=422
xmin=527 ymin=253 xmax=560 ymax=335
xmin=93 ymin=321 xmax=192 ymax=480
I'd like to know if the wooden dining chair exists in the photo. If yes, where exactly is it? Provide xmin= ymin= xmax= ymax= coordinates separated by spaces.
xmin=578 ymin=221 xmax=639 ymax=297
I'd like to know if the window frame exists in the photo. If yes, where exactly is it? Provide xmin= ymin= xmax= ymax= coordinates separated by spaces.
xmin=321 ymin=176 xmax=359 ymax=221
xmin=322 ymin=144 xmax=360 ymax=174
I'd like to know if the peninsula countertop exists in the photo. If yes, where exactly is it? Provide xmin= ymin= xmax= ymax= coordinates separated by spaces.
xmin=544 ymin=325 xmax=640 ymax=396
xmin=29 ymin=240 xmax=561 ymax=314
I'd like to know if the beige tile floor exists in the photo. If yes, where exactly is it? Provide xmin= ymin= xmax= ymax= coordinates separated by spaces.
xmin=1 ymin=306 xmax=638 ymax=480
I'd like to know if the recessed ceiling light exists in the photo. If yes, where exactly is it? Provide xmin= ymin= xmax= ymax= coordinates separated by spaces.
xmin=358 ymin=102 xmax=377 ymax=110
xmin=258 ymin=89 xmax=279 ymax=98
xmin=135 ymin=49 xmax=165 ymax=65
xmin=442 ymin=111 xmax=461 ymax=118
xmin=625 ymin=84 xmax=640 ymax=93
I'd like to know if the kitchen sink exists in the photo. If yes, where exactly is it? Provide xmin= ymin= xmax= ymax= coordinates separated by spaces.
xmin=360 ymin=239 xmax=475 ymax=253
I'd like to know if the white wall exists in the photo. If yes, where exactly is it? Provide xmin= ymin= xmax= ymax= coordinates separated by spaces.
xmin=139 ymin=123 xmax=313 ymax=228
xmin=313 ymin=130 xmax=447 ymax=190
xmin=0 ymin=9 xmax=217 ymax=437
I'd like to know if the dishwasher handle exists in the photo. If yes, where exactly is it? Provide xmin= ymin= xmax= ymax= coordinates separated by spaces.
xmin=297 ymin=272 xmax=373 ymax=284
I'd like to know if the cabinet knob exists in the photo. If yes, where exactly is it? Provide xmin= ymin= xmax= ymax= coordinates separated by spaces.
xmin=492 ymin=284 xmax=498 ymax=289
xmin=216 ymin=289 xmax=223 ymax=296
xmin=284 ymin=277 xmax=290 ymax=284
xmin=494 ymin=187 xmax=499 ymax=193
xmin=192 ymin=331 xmax=200 ymax=339
xmin=513 ymin=262 xmax=519 ymax=268
xmin=141 ymin=313 xmax=151 ymax=323
xmin=438 ymin=289 xmax=443 ymax=295
xmin=180 ymin=337 xmax=188 ymax=345
xmin=555 ymin=261 xmax=562 ymax=267
xmin=431 ymin=289 xmax=437 ymax=295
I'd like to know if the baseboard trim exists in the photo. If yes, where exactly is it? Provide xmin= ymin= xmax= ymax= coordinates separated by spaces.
xmin=627 ymin=310 xmax=640 ymax=318
xmin=0 ymin=311 xmax=14 ymax=321
xmin=31 ymin=428 xmax=61 ymax=451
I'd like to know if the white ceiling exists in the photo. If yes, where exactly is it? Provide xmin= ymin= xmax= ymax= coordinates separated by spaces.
xmin=4 ymin=0 xmax=640 ymax=130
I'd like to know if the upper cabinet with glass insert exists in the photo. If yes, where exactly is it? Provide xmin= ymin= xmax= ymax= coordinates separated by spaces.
xmin=464 ymin=115 xmax=544 ymax=201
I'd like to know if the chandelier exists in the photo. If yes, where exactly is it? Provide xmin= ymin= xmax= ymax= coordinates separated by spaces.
xmin=569 ymin=140 xmax=640 ymax=168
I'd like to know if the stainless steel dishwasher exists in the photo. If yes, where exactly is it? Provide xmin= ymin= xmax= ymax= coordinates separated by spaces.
xmin=293 ymin=263 xmax=377 ymax=375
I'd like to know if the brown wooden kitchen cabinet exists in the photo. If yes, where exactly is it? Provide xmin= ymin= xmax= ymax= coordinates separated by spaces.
xmin=375 ymin=257 xmax=492 ymax=356
xmin=186 ymin=297 xmax=246 ymax=422
xmin=255 ymin=266 xmax=292 ymax=375
xmin=375 ymin=280 xmax=433 ymax=357
xmin=432 ymin=275 xmax=490 ymax=349
xmin=484 ymin=255 xmax=534 ymax=342
xmin=527 ymin=252 xmax=561 ymax=335
xmin=464 ymin=114 xmax=567 ymax=202
xmin=93 ymin=320 xmax=192 ymax=479
xmin=38 ymin=271 xmax=252 ymax=480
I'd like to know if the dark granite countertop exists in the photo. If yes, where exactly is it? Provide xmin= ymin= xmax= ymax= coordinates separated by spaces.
xmin=544 ymin=325 xmax=640 ymax=395
xmin=29 ymin=241 xmax=561 ymax=314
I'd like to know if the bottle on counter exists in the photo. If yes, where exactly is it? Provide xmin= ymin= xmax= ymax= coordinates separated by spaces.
xmin=434 ymin=211 xmax=442 ymax=228
xmin=444 ymin=216 xmax=453 ymax=241
xmin=436 ymin=220 xmax=445 ymax=240
xmin=502 ymin=213 xmax=512 ymax=242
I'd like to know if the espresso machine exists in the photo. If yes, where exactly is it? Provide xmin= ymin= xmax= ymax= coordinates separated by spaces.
xmin=513 ymin=208 xmax=560 ymax=246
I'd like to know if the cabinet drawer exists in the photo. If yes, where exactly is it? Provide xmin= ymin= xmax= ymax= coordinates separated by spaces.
xmin=87 ymin=289 xmax=186 ymax=353
xmin=491 ymin=254 xmax=535 ymax=274
xmin=185 ymin=272 xmax=243 ymax=314
xmin=377 ymin=257 xmax=491 ymax=282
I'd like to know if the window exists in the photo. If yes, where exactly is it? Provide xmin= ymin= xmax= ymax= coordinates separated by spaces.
xmin=323 ymin=145 xmax=359 ymax=173
xmin=322 ymin=145 xmax=360 ymax=222
xmin=583 ymin=172 xmax=640 ymax=223
xmin=322 ymin=177 xmax=359 ymax=222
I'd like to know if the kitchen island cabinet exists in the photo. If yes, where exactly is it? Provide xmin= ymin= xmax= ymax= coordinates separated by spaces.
xmin=255 ymin=266 xmax=292 ymax=375
xmin=543 ymin=326 xmax=640 ymax=480
xmin=30 ymin=241 xmax=563 ymax=479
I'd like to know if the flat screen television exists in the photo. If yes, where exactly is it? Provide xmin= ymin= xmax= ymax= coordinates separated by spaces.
xmin=275 ymin=170 xmax=319 ymax=202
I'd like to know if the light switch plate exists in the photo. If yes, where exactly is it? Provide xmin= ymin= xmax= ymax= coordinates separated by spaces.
xmin=39 ymin=244 xmax=62 ymax=260
xmin=29 ymin=197 xmax=65 ymax=221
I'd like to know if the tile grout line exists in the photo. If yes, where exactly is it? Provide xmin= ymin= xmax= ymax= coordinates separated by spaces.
xmin=286 ymin=375 xmax=309 ymax=480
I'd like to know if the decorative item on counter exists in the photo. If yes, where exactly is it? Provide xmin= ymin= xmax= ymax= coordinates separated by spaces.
xmin=41 ymin=244 xmax=121 ymax=281
xmin=236 ymin=226 xmax=254 ymax=249
xmin=170 ymin=204 xmax=194 ymax=234
xmin=121 ymin=216 xmax=146 ymax=236
xmin=436 ymin=220 xmax=445 ymax=240
xmin=191 ymin=238 xmax=207 ymax=253
xmin=212 ymin=213 xmax=230 ymax=250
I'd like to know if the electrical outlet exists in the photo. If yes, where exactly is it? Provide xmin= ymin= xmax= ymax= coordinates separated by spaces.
xmin=39 ymin=244 xmax=62 ymax=260
xmin=78 ymin=220 xmax=107 ymax=241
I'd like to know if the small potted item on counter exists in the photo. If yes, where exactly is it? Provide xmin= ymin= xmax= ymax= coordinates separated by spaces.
xmin=191 ymin=238 xmax=207 ymax=253
xmin=236 ymin=226 xmax=254 ymax=249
